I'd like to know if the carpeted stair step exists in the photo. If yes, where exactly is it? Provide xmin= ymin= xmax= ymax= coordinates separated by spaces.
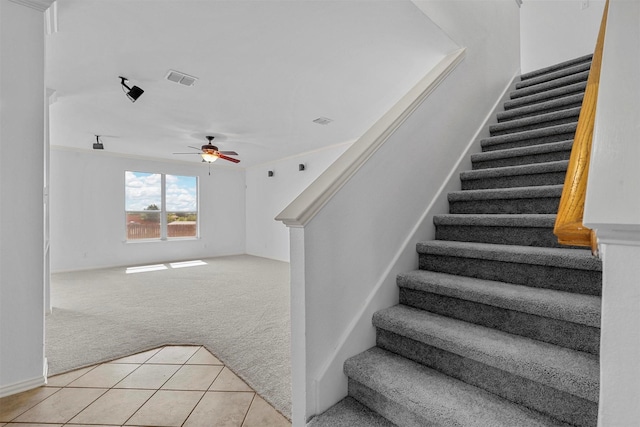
xmin=460 ymin=160 xmax=568 ymax=190
xmin=498 ymin=93 xmax=584 ymax=122
xmin=516 ymin=61 xmax=592 ymax=90
xmin=417 ymin=240 xmax=601 ymax=295
xmin=504 ymin=81 xmax=586 ymax=111
xmin=510 ymin=70 xmax=589 ymax=100
xmin=434 ymin=213 xmax=562 ymax=247
xmin=481 ymin=123 xmax=577 ymax=152
xmin=490 ymin=108 xmax=580 ymax=136
xmin=519 ymin=54 xmax=593 ymax=82
xmin=344 ymin=347 xmax=569 ymax=427
xmin=307 ymin=397 xmax=396 ymax=427
xmin=397 ymin=269 xmax=600 ymax=354
xmin=471 ymin=140 xmax=573 ymax=169
xmin=448 ymin=185 xmax=563 ymax=214
xmin=373 ymin=305 xmax=599 ymax=427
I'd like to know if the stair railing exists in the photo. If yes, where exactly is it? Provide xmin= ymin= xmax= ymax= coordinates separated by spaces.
xmin=553 ymin=0 xmax=609 ymax=254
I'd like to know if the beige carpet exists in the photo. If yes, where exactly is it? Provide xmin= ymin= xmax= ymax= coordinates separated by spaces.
xmin=46 ymin=255 xmax=291 ymax=419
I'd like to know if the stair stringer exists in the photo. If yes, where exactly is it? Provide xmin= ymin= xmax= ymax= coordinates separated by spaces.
xmin=307 ymin=70 xmax=521 ymax=422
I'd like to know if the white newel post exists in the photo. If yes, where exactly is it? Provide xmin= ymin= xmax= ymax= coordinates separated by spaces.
xmin=288 ymin=226 xmax=308 ymax=427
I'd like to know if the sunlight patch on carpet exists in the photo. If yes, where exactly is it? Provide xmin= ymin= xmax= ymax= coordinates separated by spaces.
xmin=126 ymin=264 xmax=168 ymax=274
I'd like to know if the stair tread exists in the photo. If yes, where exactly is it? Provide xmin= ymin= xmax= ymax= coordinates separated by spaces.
xmin=510 ymin=70 xmax=590 ymax=100
xmin=490 ymin=108 xmax=580 ymax=134
xmin=346 ymin=347 xmax=569 ymax=427
xmin=308 ymin=397 xmax=396 ymax=427
xmin=498 ymin=93 xmax=584 ymax=122
xmin=448 ymin=184 xmax=563 ymax=202
xmin=434 ymin=213 xmax=556 ymax=227
xmin=481 ymin=123 xmax=577 ymax=148
xmin=472 ymin=141 xmax=573 ymax=163
xmin=417 ymin=240 xmax=601 ymax=271
xmin=504 ymin=82 xmax=586 ymax=110
xmin=373 ymin=305 xmax=599 ymax=402
xmin=461 ymin=160 xmax=568 ymax=181
xmin=520 ymin=54 xmax=593 ymax=81
xmin=516 ymin=62 xmax=592 ymax=89
xmin=397 ymin=269 xmax=601 ymax=328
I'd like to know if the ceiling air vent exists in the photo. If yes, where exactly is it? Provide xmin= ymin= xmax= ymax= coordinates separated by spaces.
xmin=165 ymin=70 xmax=198 ymax=87
xmin=313 ymin=117 xmax=333 ymax=125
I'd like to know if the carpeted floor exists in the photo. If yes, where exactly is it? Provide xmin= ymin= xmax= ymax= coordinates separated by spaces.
xmin=46 ymin=254 xmax=292 ymax=419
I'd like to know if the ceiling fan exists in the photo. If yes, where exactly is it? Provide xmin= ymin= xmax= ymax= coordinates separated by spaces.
xmin=173 ymin=136 xmax=240 ymax=163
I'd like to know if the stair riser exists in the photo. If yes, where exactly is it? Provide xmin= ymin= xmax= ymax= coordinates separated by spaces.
xmin=376 ymin=330 xmax=598 ymax=427
xmin=461 ymin=171 xmax=567 ymax=190
xmin=510 ymin=72 xmax=589 ymax=100
xmin=504 ymin=83 xmax=586 ymax=110
xmin=498 ymin=99 xmax=584 ymax=122
xmin=472 ymin=149 xmax=571 ymax=170
xmin=348 ymin=380 xmax=431 ymax=427
xmin=490 ymin=116 xmax=578 ymax=137
xmin=482 ymin=132 xmax=576 ymax=152
xmin=516 ymin=62 xmax=592 ymax=90
xmin=448 ymin=196 xmax=560 ymax=215
xmin=520 ymin=55 xmax=592 ymax=81
xmin=418 ymin=254 xmax=601 ymax=296
xmin=399 ymin=289 xmax=600 ymax=354
xmin=435 ymin=224 xmax=564 ymax=248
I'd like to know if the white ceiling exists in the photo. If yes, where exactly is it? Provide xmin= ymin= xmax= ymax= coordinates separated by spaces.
xmin=46 ymin=0 xmax=452 ymax=167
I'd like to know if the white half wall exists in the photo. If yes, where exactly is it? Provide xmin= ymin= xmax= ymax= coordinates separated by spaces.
xmin=520 ymin=0 xmax=605 ymax=73
xmin=245 ymin=143 xmax=350 ymax=262
xmin=50 ymin=149 xmax=246 ymax=272
xmin=284 ymin=2 xmax=521 ymax=423
xmin=0 ymin=0 xmax=47 ymax=396
xmin=582 ymin=1 xmax=640 ymax=424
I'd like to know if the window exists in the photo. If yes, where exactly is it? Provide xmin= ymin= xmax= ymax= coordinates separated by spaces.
xmin=125 ymin=171 xmax=198 ymax=241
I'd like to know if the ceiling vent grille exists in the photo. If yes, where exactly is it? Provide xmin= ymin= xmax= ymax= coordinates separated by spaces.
xmin=313 ymin=117 xmax=333 ymax=125
xmin=165 ymin=70 xmax=198 ymax=87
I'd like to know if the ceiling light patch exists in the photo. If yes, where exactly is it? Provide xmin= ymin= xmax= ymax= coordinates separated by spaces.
xmin=313 ymin=117 xmax=333 ymax=125
xmin=165 ymin=70 xmax=198 ymax=87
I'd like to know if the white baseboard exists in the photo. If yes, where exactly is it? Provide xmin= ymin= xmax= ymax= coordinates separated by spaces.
xmin=0 ymin=374 xmax=47 ymax=398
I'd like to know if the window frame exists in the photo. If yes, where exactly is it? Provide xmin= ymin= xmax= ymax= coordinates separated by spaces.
xmin=125 ymin=171 xmax=199 ymax=242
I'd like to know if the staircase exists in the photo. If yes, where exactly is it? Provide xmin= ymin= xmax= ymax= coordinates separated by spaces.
xmin=308 ymin=54 xmax=601 ymax=427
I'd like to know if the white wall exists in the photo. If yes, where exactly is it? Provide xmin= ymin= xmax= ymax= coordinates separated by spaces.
xmin=0 ymin=0 xmax=47 ymax=396
xmin=286 ymin=2 xmax=521 ymax=423
xmin=582 ymin=1 xmax=640 ymax=425
xmin=245 ymin=143 xmax=350 ymax=262
xmin=520 ymin=0 xmax=605 ymax=73
xmin=50 ymin=149 xmax=246 ymax=272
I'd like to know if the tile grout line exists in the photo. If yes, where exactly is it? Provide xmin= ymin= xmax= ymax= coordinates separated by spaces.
xmin=240 ymin=393 xmax=259 ymax=427
xmin=120 ymin=346 xmax=201 ymax=427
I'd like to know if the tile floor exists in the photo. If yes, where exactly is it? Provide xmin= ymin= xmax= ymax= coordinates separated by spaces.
xmin=0 ymin=346 xmax=290 ymax=427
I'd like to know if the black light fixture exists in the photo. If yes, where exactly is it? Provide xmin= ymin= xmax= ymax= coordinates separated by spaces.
xmin=299 ymin=163 xmax=306 ymax=171
xmin=93 ymin=135 xmax=104 ymax=150
xmin=268 ymin=170 xmax=274 ymax=177
xmin=119 ymin=76 xmax=144 ymax=102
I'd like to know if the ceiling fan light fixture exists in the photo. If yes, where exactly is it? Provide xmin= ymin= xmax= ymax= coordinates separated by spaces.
xmin=201 ymin=152 xmax=218 ymax=163
xmin=119 ymin=76 xmax=144 ymax=102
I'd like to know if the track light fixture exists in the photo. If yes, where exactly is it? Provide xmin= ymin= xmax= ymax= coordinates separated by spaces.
xmin=93 ymin=135 xmax=104 ymax=150
xmin=119 ymin=76 xmax=144 ymax=102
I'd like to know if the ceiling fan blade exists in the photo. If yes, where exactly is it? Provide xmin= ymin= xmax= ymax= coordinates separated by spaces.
xmin=172 ymin=152 xmax=199 ymax=154
xmin=218 ymin=150 xmax=238 ymax=156
xmin=187 ymin=145 xmax=202 ymax=150
xmin=218 ymin=154 xmax=240 ymax=163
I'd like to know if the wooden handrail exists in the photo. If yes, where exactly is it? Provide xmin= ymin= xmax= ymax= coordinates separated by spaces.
xmin=553 ymin=0 xmax=609 ymax=253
